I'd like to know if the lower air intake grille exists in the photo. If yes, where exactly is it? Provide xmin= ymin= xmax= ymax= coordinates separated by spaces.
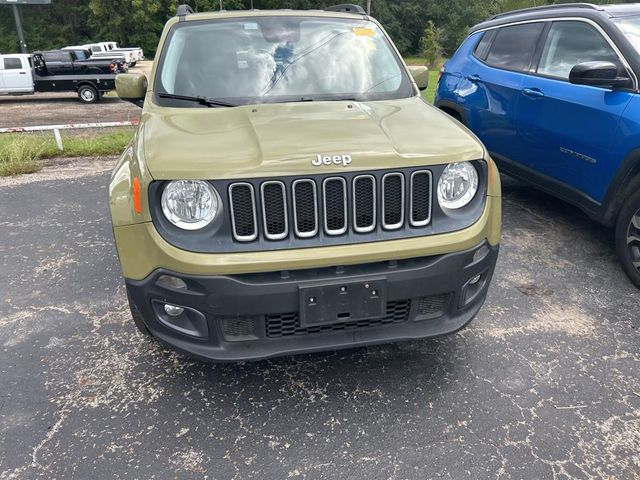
xmin=265 ymin=300 xmax=411 ymax=338
xmin=220 ymin=316 xmax=256 ymax=340
xmin=416 ymin=294 xmax=449 ymax=317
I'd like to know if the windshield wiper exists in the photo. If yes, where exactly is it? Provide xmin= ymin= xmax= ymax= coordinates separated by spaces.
xmin=157 ymin=92 xmax=236 ymax=108
xmin=286 ymin=97 xmax=315 ymax=103
xmin=282 ymin=97 xmax=359 ymax=103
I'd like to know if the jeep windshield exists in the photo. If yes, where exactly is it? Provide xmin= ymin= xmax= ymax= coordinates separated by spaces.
xmin=154 ymin=15 xmax=414 ymax=107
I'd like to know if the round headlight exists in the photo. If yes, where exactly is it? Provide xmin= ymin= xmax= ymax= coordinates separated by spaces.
xmin=161 ymin=180 xmax=219 ymax=230
xmin=437 ymin=162 xmax=479 ymax=209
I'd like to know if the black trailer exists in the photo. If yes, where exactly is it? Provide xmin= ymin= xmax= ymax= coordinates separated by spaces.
xmin=33 ymin=72 xmax=116 ymax=103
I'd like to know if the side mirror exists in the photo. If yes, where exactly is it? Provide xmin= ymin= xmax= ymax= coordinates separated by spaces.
xmin=116 ymin=73 xmax=147 ymax=107
xmin=408 ymin=66 xmax=429 ymax=91
xmin=569 ymin=61 xmax=632 ymax=89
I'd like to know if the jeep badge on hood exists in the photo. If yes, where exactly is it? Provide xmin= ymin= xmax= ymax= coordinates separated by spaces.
xmin=313 ymin=154 xmax=353 ymax=167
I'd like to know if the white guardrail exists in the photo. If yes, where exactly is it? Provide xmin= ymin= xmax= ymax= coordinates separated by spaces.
xmin=0 ymin=120 xmax=140 ymax=151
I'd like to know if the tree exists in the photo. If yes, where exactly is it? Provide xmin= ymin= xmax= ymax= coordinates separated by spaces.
xmin=86 ymin=0 xmax=177 ymax=57
xmin=419 ymin=20 xmax=442 ymax=67
xmin=1 ymin=0 xmax=637 ymax=60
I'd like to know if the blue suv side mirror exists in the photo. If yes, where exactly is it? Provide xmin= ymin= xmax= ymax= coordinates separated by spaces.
xmin=569 ymin=61 xmax=633 ymax=89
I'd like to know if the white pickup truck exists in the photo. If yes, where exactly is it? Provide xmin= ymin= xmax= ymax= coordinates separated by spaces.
xmin=0 ymin=53 xmax=116 ymax=103
xmin=105 ymin=42 xmax=144 ymax=64
xmin=81 ymin=43 xmax=141 ymax=67
xmin=0 ymin=54 xmax=32 ymax=94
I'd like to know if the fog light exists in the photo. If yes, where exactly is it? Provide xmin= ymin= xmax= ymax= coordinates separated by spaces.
xmin=469 ymin=274 xmax=482 ymax=285
xmin=157 ymin=275 xmax=187 ymax=290
xmin=164 ymin=304 xmax=184 ymax=317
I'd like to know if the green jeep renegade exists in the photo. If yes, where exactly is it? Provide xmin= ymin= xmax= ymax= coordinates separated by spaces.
xmin=110 ymin=4 xmax=502 ymax=361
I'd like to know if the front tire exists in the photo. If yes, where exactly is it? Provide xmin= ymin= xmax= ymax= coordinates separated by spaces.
xmin=615 ymin=188 xmax=640 ymax=288
xmin=78 ymin=85 xmax=98 ymax=104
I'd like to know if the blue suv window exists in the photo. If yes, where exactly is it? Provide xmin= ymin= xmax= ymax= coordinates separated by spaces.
xmin=473 ymin=30 xmax=496 ymax=60
xmin=485 ymin=23 xmax=544 ymax=72
xmin=537 ymin=21 xmax=619 ymax=79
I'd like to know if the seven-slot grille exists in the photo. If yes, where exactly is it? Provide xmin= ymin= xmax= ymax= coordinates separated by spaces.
xmin=228 ymin=170 xmax=432 ymax=242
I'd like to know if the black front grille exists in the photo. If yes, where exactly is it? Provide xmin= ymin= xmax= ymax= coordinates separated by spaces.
xmin=265 ymin=300 xmax=411 ymax=338
xmin=261 ymin=182 xmax=287 ymax=239
xmin=324 ymin=178 xmax=347 ymax=234
xmin=411 ymin=171 xmax=432 ymax=226
xmin=227 ymin=169 xmax=434 ymax=243
xmin=353 ymin=175 xmax=375 ymax=232
xmin=293 ymin=180 xmax=318 ymax=237
xmin=382 ymin=174 xmax=404 ymax=229
xmin=229 ymin=184 xmax=257 ymax=241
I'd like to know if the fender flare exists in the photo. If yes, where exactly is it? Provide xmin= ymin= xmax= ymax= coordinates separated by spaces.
xmin=434 ymin=99 xmax=468 ymax=126
xmin=75 ymin=80 xmax=99 ymax=91
xmin=601 ymin=147 xmax=640 ymax=225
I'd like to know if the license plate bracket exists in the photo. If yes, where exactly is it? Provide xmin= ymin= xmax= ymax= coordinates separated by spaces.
xmin=299 ymin=278 xmax=387 ymax=327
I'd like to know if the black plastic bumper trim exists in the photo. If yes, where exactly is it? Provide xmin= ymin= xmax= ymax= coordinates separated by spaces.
xmin=125 ymin=241 xmax=499 ymax=361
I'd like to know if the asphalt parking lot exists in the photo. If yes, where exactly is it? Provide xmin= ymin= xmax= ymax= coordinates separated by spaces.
xmin=0 ymin=157 xmax=639 ymax=479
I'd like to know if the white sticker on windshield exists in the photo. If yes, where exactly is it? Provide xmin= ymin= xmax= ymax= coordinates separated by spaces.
xmin=244 ymin=23 xmax=258 ymax=30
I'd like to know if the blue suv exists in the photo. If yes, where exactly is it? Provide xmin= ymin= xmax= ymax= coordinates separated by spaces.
xmin=435 ymin=3 xmax=640 ymax=288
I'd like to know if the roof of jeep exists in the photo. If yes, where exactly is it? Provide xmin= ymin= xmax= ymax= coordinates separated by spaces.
xmin=469 ymin=3 xmax=640 ymax=34
xmin=178 ymin=9 xmax=368 ymax=21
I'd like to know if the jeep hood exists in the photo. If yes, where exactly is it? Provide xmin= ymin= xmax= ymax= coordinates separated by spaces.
xmin=141 ymin=96 xmax=484 ymax=180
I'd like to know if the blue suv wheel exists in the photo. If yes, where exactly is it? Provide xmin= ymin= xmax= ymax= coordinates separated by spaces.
xmin=616 ymin=190 xmax=640 ymax=286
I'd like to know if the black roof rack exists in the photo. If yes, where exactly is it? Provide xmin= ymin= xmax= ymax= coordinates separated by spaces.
xmin=176 ymin=4 xmax=194 ymax=16
xmin=488 ymin=3 xmax=600 ymax=21
xmin=324 ymin=4 xmax=366 ymax=15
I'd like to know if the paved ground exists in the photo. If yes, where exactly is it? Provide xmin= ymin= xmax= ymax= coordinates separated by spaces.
xmin=0 ymin=62 xmax=151 ymax=128
xmin=0 ymin=158 xmax=639 ymax=479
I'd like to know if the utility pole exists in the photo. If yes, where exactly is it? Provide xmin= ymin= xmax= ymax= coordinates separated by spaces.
xmin=219 ymin=0 xmax=223 ymax=10
xmin=366 ymin=0 xmax=371 ymax=15
xmin=12 ymin=4 xmax=27 ymax=53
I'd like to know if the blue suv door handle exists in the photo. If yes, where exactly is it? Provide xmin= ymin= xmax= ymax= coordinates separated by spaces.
xmin=522 ymin=87 xmax=545 ymax=99
xmin=466 ymin=75 xmax=482 ymax=83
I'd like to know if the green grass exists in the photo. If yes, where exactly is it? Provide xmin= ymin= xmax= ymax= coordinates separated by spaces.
xmin=404 ymin=55 xmax=428 ymax=66
xmin=0 ymin=136 xmax=40 ymax=176
xmin=421 ymin=70 xmax=440 ymax=104
xmin=0 ymin=129 xmax=134 ymax=176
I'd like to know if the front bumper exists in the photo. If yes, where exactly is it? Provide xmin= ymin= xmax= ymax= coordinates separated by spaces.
xmin=126 ymin=241 xmax=498 ymax=361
